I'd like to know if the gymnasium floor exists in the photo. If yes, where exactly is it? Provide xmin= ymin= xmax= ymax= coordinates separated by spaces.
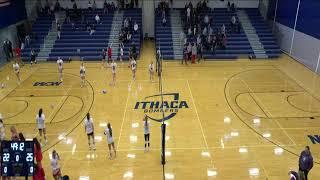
xmin=1 ymin=41 xmax=320 ymax=179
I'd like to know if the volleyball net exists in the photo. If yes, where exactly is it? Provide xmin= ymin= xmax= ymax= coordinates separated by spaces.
xmin=156 ymin=46 xmax=166 ymax=166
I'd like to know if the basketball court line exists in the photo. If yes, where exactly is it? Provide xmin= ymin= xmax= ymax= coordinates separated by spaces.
xmin=0 ymin=66 xmax=39 ymax=100
xmin=223 ymin=68 xmax=320 ymax=164
xmin=239 ymin=78 xmax=297 ymax=146
xmin=240 ymin=79 xmax=270 ymax=118
xmin=117 ymin=80 xmax=133 ymax=149
xmin=273 ymin=119 xmax=297 ymax=146
xmin=47 ymin=78 xmax=77 ymax=123
xmin=257 ymin=158 xmax=270 ymax=179
xmin=53 ymin=144 xmax=297 ymax=153
xmin=186 ymin=80 xmax=216 ymax=168
xmin=275 ymin=66 xmax=320 ymax=102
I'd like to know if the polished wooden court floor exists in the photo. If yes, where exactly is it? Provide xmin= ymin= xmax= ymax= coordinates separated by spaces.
xmin=1 ymin=41 xmax=320 ymax=179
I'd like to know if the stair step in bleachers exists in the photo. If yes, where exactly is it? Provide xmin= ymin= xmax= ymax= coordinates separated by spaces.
xmin=244 ymin=8 xmax=281 ymax=58
xmin=21 ymin=13 xmax=54 ymax=62
xmin=155 ymin=8 xmax=174 ymax=60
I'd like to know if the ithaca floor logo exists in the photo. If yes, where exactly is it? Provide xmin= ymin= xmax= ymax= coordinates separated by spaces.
xmin=134 ymin=93 xmax=189 ymax=122
xmin=33 ymin=81 xmax=62 ymax=86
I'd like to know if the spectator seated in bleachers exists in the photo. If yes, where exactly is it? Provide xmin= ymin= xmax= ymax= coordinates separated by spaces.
xmin=65 ymin=8 xmax=71 ymax=23
xmin=104 ymin=0 xmax=116 ymax=14
xmin=127 ymin=32 xmax=132 ymax=41
xmin=90 ymin=25 xmax=96 ymax=35
xmin=231 ymin=2 xmax=236 ymax=12
xmin=71 ymin=21 xmax=76 ymax=31
xmin=85 ymin=21 xmax=91 ymax=31
xmin=230 ymin=15 xmax=237 ymax=33
xmin=186 ymin=6 xmax=191 ymax=23
xmin=123 ymin=18 xmax=129 ymax=30
xmin=57 ymin=22 xmax=61 ymax=39
xmin=221 ymin=24 xmax=226 ymax=34
xmin=157 ymin=0 xmax=169 ymax=16
xmin=133 ymin=22 xmax=139 ymax=33
xmin=162 ymin=16 xmax=166 ymax=26
xmin=196 ymin=0 xmax=208 ymax=12
xmin=73 ymin=1 xmax=77 ymax=11
xmin=188 ymin=26 xmax=192 ymax=36
xmin=54 ymin=0 xmax=61 ymax=12
xmin=93 ymin=1 xmax=97 ymax=11
xmin=44 ymin=0 xmax=50 ymax=13
xmin=50 ymin=2 xmax=55 ymax=15
xmin=25 ymin=35 xmax=30 ymax=47
xmin=88 ymin=1 xmax=93 ymax=11
xmin=95 ymin=14 xmax=100 ymax=24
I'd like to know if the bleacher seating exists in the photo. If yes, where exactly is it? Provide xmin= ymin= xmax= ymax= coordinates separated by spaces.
xmin=155 ymin=9 xmax=175 ymax=60
xmin=21 ymin=13 xmax=54 ymax=61
xmin=245 ymin=9 xmax=281 ymax=58
xmin=122 ymin=9 xmax=142 ymax=60
xmin=155 ymin=8 xmax=280 ymax=60
xmin=182 ymin=8 xmax=252 ymax=59
xmin=48 ymin=9 xmax=113 ymax=61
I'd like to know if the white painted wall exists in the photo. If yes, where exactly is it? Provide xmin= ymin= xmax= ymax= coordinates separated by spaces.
xmin=274 ymin=22 xmax=293 ymax=54
xmin=291 ymin=30 xmax=320 ymax=71
xmin=273 ymin=0 xmax=320 ymax=73
xmin=275 ymin=22 xmax=320 ymax=72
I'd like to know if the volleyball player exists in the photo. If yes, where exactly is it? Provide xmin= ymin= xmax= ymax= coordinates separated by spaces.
xmin=33 ymin=137 xmax=43 ymax=168
xmin=30 ymin=49 xmax=36 ymax=67
xmin=120 ymin=45 xmax=124 ymax=64
xmin=101 ymin=48 xmax=106 ymax=68
xmin=104 ymin=123 xmax=116 ymax=159
xmin=143 ymin=115 xmax=150 ymax=152
xmin=130 ymin=57 xmax=137 ymax=81
xmin=36 ymin=108 xmax=47 ymax=144
xmin=80 ymin=63 xmax=86 ymax=88
xmin=111 ymin=60 xmax=117 ymax=86
xmin=149 ymin=61 xmax=154 ymax=82
xmin=13 ymin=61 xmax=21 ymax=83
xmin=10 ymin=126 xmax=19 ymax=141
xmin=51 ymin=150 xmax=62 ymax=180
xmin=0 ymin=119 xmax=5 ymax=141
xmin=57 ymin=57 xmax=63 ymax=82
xmin=84 ymin=113 xmax=95 ymax=150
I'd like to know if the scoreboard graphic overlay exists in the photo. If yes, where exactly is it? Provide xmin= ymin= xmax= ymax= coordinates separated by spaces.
xmin=1 ymin=141 xmax=34 ymax=176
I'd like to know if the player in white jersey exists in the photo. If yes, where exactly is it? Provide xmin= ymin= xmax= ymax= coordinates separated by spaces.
xmin=84 ymin=113 xmax=95 ymax=150
xmin=130 ymin=58 xmax=137 ymax=81
xmin=149 ymin=61 xmax=154 ymax=82
xmin=119 ymin=45 xmax=124 ymax=63
xmin=13 ymin=61 xmax=21 ymax=83
xmin=80 ymin=63 xmax=86 ymax=88
xmin=51 ymin=150 xmax=62 ymax=180
xmin=104 ymin=123 xmax=116 ymax=159
xmin=57 ymin=57 xmax=63 ymax=82
xmin=143 ymin=115 xmax=151 ymax=152
xmin=36 ymin=108 xmax=47 ymax=144
xmin=111 ymin=60 xmax=117 ymax=86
